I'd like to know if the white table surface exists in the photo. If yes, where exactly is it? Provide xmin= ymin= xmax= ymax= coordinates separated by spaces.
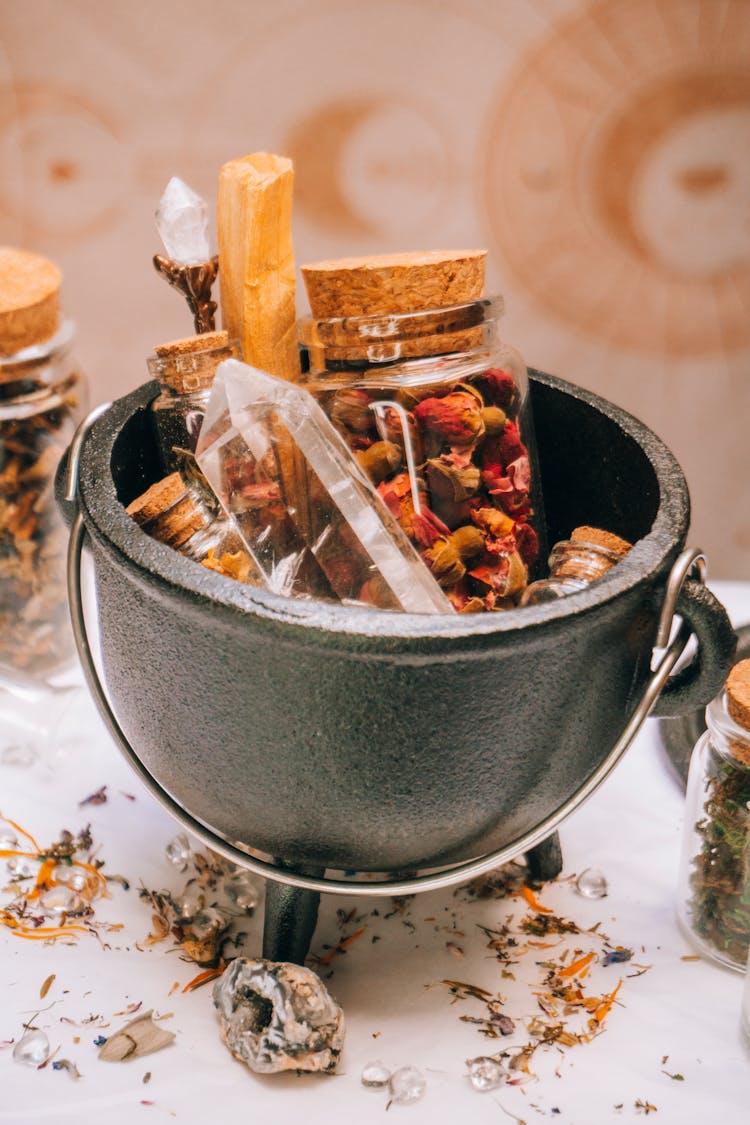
xmin=2 ymin=581 xmax=750 ymax=1125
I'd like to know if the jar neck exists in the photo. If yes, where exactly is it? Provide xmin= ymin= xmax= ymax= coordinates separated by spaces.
xmin=706 ymin=692 xmax=750 ymax=767
xmin=147 ymin=339 xmax=238 ymax=395
xmin=298 ymin=297 xmax=504 ymax=374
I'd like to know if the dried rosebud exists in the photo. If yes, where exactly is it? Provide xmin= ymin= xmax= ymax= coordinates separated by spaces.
xmin=356 ymin=440 xmax=403 ymax=484
xmin=514 ymin=521 xmax=539 ymax=567
xmin=331 ymin=388 xmax=376 ymax=434
xmin=377 ymin=405 xmax=422 ymax=462
xmin=449 ymin=525 xmax=485 ymax=561
xmin=448 ymin=583 xmax=486 ymax=613
xmin=475 ymin=367 xmax=518 ymax=410
xmin=469 ymin=550 xmax=527 ymax=598
xmin=471 ymin=507 xmax=516 ymax=538
xmin=425 ymin=457 xmax=481 ymax=502
xmin=484 ymin=420 xmax=526 ymax=469
xmin=411 ymin=506 xmax=451 ymax=549
xmin=481 ymin=406 xmax=507 ymax=436
xmin=423 ymin=537 xmax=466 ymax=586
xmin=414 ymin=391 xmax=485 ymax=449
xmin=377 ymin=473 xmax=425 ymax=539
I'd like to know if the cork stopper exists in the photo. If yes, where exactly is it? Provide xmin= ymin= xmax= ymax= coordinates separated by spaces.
xmin=149 ymin=330 xmax=235 ymax=393
xmin=126 ymin=473 xmax=187 ymax=525
xmin=727 ymin=659 xmax=750 ymax=733
xmin=570 ymin=526 xmax=632 ymax=559
xmin=302 ymin=250 xmax=486 ymax=318
xmin=0 ymin=247 xmax=61 ymax=356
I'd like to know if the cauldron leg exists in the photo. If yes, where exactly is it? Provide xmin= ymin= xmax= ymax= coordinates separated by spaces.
xmin=262 ymin=868 xmax=322 ymax=964
xmin=524 ymin=831 xmax=563 ymax=882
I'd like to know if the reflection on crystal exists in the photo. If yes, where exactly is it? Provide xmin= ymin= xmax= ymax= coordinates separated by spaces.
xmin=165 ymin=833 xmax=192 ymax=872
xmin=173 ymin=882 xmax=206 ymax=920
xmin=467 ymin=1056 xmax=506 ymax=1091
xmin=39 ymin=885 xmax=86 ymax=916
xmin=196 ymin=360 xmax=451 ymax=613
xmin=155 ymin=177 xmax=210 ymax=265
xmin=575 ymin=868 xmax=608 ymax=899
xmin=361 ymin=1060 xmax=391 ymax=1089
xmin=13 ymin=1030 xmax=50 ymax=1066
xmin=389 ymin=1065 xmax=426 ymax=1104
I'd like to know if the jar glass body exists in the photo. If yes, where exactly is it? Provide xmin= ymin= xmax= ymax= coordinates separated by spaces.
xmin=298 ymin=298 xmax=545 ymax=612
xmin=678 ymin=695 xmax=750 ymax=972
xmin=0 ymin=322 xmax=87 ymax=678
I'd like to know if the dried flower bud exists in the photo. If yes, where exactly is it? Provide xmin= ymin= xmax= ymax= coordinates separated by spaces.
xmin=449 ymin=525 xmax=485 ymax=561
xmin=414 ymin=391 xmax=485 ymax=449
xmin=331 ymin=388 xmax=375 ymax=434
xmin=475 ymin=367 xmax=518 ymax=410
xmin=356 ymin=440 xmax=403 ymax=484
xmin=425 ymin=457 xmax=481 ymax=502
xmin=472 ymin=507 xmax=516 ymax=538
xmin=481 ymin=406 xmax=507 ymax=436
xmin=423 ymin=537 xmax=466 ymax=586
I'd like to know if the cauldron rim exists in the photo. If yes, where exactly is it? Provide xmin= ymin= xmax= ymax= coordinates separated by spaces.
xmin=76 ymin=369 xmax=689 ymax=646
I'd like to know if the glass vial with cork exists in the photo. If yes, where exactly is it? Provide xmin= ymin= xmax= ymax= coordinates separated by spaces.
xmin=678 ymin=659 xmax=750 ymax=972
xmin=0 ymin=247 xmax=87 ymax=679
xmin=148 ymin=330 xmax=238 ymax=472
xmin=520 ymin=526 xmax=632 ymax=605
xmin=298 ymin=251 xmax=545 ymax=613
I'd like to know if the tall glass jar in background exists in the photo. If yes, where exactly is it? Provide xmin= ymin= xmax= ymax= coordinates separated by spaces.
xmin=678 ymin=661 xmax=750 ymax=972
xmin=298 ymin=297 xmax=545 ymax=612
xmin=0 ymin=250 xmax=87 ymax=682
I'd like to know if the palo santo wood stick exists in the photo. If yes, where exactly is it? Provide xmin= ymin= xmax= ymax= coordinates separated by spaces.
xmin=301 ymin=249 xmax=486 ymax=318
xmin=218 ymin=153 xmax=299 ymax=381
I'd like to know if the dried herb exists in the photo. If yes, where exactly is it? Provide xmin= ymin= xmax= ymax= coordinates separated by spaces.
xmin=686 ymin=743 xmax=750 ymax=966
xmin=98 ymin=1010 xmax=175 ymax=1062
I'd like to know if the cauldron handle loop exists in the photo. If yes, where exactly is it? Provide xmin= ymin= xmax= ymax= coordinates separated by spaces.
xmin=63 ymin=413 xmax=714 ymax=906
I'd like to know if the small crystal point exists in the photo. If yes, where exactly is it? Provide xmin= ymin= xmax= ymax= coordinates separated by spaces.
xmin=467 ymin=1056 xmax=506 ymax=1091
xmin=361 ymin=1059 xmax=391 ymax=1089
xmin=389 ymin=1065 xmax=426 ymax=1104
xmin=165 ymin=833 xmax=192 ymax=872
xmin=13 ymin=1029 xmax=50 ymax=1066
xmin=155 ymin=177 xmax=210 ymax=265
xmin=575 ymin=868 xmax=608 ymax=899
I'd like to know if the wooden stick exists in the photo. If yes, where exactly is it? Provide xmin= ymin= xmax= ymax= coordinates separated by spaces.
xmin=217 ymin=153 xmax=299 ymax=381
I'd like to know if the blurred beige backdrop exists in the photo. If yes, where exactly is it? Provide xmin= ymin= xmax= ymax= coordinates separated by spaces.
xmin=1 ymin=0 xmax=748 ymax=575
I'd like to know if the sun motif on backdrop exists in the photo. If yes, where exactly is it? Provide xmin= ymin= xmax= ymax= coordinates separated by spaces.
xmin=482 ymin=0 xmax=750 ymax=359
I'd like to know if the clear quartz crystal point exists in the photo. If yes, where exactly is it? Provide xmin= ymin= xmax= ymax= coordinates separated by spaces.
xmin=196 ymin=360 xmax=452 ymax=614
xmin=13 ymin=1029 xmax=50 ymax=1066
xmin=467 ymin=1056 xmax=506 ymax=1091
xmin=388 ymin=1065 xmax=426 ymax=1104
xmin=361 ymin=1060 xmax=391 ymax=1089
xmin=223 ymin=871 xmax=260 ymax=912
xmin=575 ymin=868 xmax=608 ymax=899
xmin=155 ymin=177 xmax=210 ymax=265
xmin=165 ymin=833 xmax=192 ymax=872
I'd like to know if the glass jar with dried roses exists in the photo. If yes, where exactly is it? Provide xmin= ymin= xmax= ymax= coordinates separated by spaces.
xmin=298 ymin=297 xmax=545 ymax=612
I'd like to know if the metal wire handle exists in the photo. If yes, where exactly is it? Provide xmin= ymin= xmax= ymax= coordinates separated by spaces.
xmin=65 ymin=406 xmax=699 ymax=898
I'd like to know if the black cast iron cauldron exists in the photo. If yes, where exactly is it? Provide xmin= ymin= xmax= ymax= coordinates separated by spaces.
xmin=59 ymin=370 xmax=735 ymax=963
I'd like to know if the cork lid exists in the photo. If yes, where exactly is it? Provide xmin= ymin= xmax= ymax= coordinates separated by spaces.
xmin=301 ymin=250 xmax=486 ymax=319
xmin=126 ymin=473 xmax=187 ymax=525
xmin=726 ymin=659 xmax=750 ymax=733
xmin=570 ymin=526 xmax=632 ymax=559
xmin=0 ymin=247 xmax=61 ymax=356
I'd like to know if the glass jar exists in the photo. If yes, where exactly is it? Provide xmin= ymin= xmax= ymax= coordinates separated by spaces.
xmin=147 ymin=331 xmax=238 ymax=473
xmin=520 ymin=529 xmax=631 ymax=605
xmin=678 ymin=690 xmax=750 ymax=972
xmin=0 ymin=320 xmax=86 ymax=678
xmin=298 ymin=297 xmax=545 ymax=612
xmin=126 ymin=454 xmax=258 ymax=585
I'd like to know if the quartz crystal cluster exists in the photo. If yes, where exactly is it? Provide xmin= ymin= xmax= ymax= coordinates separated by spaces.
xmin=155 ymin=177 xmax=211 ymax=265
xmin=195 ymin=359 xmax=451 ymax=613
xmin=213 ymin=958 xmax=345 ymax=1074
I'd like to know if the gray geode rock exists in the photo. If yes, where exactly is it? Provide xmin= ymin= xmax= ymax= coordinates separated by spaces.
xmin=213 ymin=958 xmax=345 ymax=1074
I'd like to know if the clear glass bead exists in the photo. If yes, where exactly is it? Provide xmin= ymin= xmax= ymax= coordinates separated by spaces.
xmin=467 ymin=1056 xmax=506 ymax=1091
xmin=6 ymin=856 xmax=35 ymax=877
xmin=0 ymin=829 xmax=19 ymax=850
xmin=165 ymin=833 xmax=192 ymax=872
xmin=39 ymin=885 xmax=86 ymax=916
xmin=389 ymin=1065 xmax=426 ymax=1104
xmin=173 ymin=882 xmax=205 ymax=919
xmin=361 ymin=1060 xmax=391 ymax=1089
xmin=575 ymin=868 xmax=608 ymax=899
xmin=223 ymin=871 xmax=260 ymax=912
xmin=52 ymin=864 xmax=96 ymax=897
xmin=190 ymin=906 xmax=225 ymax=938
xmin=13 ymin=1029 xmax=50 ymax=1066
